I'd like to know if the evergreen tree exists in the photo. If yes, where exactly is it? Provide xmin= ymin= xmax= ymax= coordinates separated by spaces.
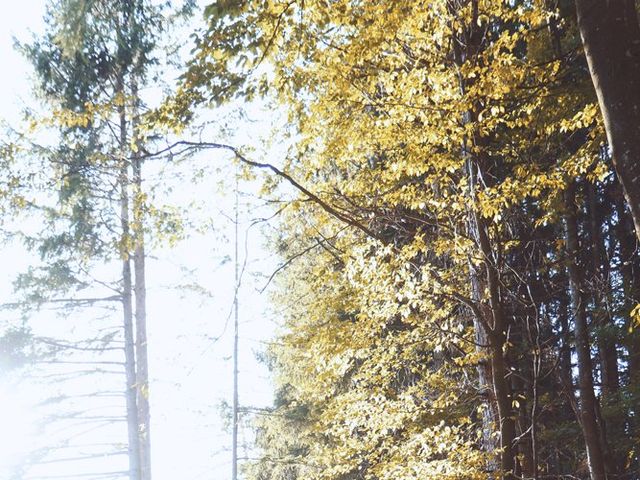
xmin=16 ymin=1 xmax=193 ymax=478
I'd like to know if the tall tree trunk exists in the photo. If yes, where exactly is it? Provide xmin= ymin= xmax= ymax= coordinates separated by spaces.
xmin=232 ymin=169 xmax=239 ymax=480
xmin=615 ymin=192 xmax=640 ymax=470
xmin=469 ymin=264 xmax=498 ymax=462
xmin=118 ymin=73 xmax=140 ymax=480
xmin=548 ymin=21 xmax=580 ymax=472
xmin=483 ymin=251 xmax=517 ymax=480
xmin=558 ymin=293 xmax=574 ymax=404
xmin=448 ymin=2 xmax=517 ymax=476
xmin=133 ymin=166 xmax=150 ymax=480
xmin=513 ymin=352 xmax=534 ymax=479
xmin=131 ymin=72 xmax=152 ymax=480
xmin=563 ymin=182 xmax=608 ymax=480
xmin=489 ymin=326 xmax=517 ymax=480
xmin=587 ymin=184 xmax=621 ymax=473
xmin=469 ymin=160 xmax=517 ymax=479
xmin=617 ymin=196 xmax=640 ymax=381
xmin=575 ymin=0 xmax=640 ymax=242
xmin=587 ymin=184 xmax=619 ymax=396
xmin=466 ymin=199 xmax=517 ymax=480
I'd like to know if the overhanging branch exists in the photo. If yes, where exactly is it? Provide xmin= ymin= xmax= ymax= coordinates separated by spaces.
xmin=142 ymin=140 xmax=380 ymax=240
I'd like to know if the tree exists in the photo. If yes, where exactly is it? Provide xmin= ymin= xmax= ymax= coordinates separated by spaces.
xmin=574 ymin=0 xmax=640 ymax=243
xmin=155 ymin=1 xmax=640 ymax=479
xmin=16 ymin=1 xmax=193 ymax=478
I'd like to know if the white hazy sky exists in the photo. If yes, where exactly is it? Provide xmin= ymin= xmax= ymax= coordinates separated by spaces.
xmin=0 ymin=2 xmax=46 ymax=124
xmin=0 ymin=2 xmax=281 ymax=479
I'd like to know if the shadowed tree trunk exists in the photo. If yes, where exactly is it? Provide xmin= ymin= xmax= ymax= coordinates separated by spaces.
xmin=575 ymin=0 xmax=640 ymax=242
xmin=587 ymin=184 xmax=619 ymax=397
xmin=564 ymin=182 xmax=609 ymax=480
xmin=615 ymin=191 xmax=640 ymax=471
xmin=587 ymin=183 xmax=621 ymax=473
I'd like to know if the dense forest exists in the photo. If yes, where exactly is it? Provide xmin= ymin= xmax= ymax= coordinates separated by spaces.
xmin=1 ymin=1 xmax=639 ymax=480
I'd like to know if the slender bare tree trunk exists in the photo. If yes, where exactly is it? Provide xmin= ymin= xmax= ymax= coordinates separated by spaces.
xmin=615 ymin=193 xmax=640 ymax=471
xmin=232 ymin=168 xmax=239 ymax=480
xmin=616 ymin=196 xmax=640 ymax=380
xmin=587 ymin=184 xmax=621 ymax=474
xmin=133 ymin=172 xmax=150 ymax=480
xmin=131 ymin=71 xmax=152 ymax=480
xmin=563 ymin=183 xmax=608 ymax=480
xmin=558 ymin=294 xmax=574 ymax=402
xmin=587 ymin=185 xmax=619 ymax=395
xmin=118 ymin=72 xmax=140 ymax=480
xmin=512 ymin=335 xmax=534 ymax=479
xmin=575 ymin=0 xmax=640 ymax=242
xmin=475 ymin=212 xmax=517 ymax=480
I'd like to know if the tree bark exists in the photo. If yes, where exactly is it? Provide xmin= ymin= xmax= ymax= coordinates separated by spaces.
xmin=466 ymin=146 xmax=517 ymax=479
xmin=479 ymin=218 xmax=517 ymax=480
xmin=616 ymin=196 xmax=640 ymax=379
xmin=563 ymin=183 xmax=608 ymax=480
xmin=575 ymin=0 xmax=640 ymax=242
xmin=232 ymin=169 xmax=239 ymax=480
xmin=558 ymin=293 xmax=574 ymax=403
xmin=587 ymin=184 xmax=619 ymax=396
xmin=587 ymin=184 xmax=621 ymax=474
xmin=615 ymin=191 xmax=640 ymax=471
xmin=118 ymin=72 xmax=140 ymax=480
xmin=469 ymin=265 xmax=498 ymax=461
xmin=131 ymin=73 xmax=152 ymax=480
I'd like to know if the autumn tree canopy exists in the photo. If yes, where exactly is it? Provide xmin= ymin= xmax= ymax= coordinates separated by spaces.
xmin=167 ymin=1 xmax=640 ymax=479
